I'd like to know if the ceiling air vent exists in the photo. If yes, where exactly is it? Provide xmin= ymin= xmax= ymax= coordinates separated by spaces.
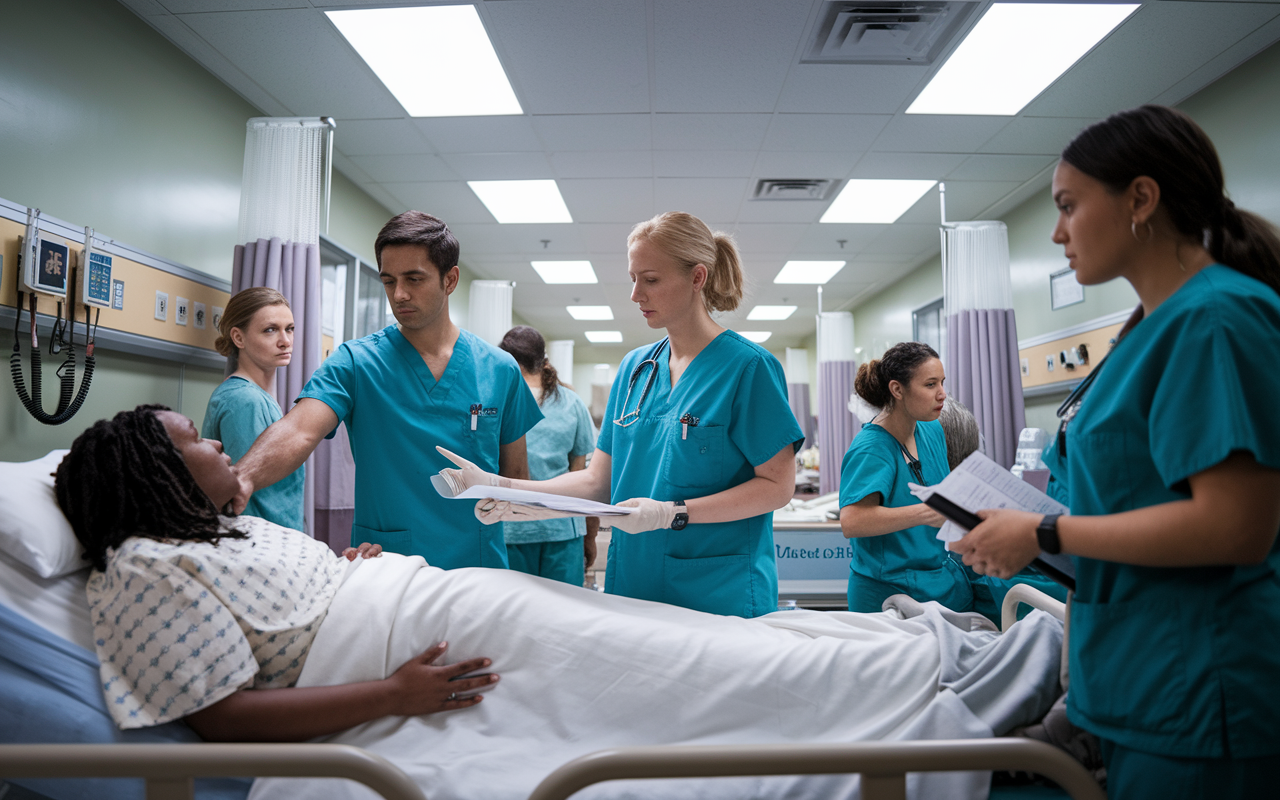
xmin=752 ymin=179 xmax=838 ymax=201
xmin=801 ymin=1 xmax=977 ymax=65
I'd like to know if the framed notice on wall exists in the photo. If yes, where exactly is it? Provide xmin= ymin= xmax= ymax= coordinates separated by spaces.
xmin=1050 ymin=267 xmax=1084 ymax=310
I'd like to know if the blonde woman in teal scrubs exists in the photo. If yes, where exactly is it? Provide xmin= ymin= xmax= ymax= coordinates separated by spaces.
xmin=955 ymin=105 xmax=1280 ymax=798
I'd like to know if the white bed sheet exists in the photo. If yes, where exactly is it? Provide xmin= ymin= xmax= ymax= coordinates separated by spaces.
xmin=0 ymin=547 xmax=93 ymax=650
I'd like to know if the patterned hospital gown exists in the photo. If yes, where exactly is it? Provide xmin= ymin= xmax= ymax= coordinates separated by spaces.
xmin=87 ymin=516 xmax=347 ymax=729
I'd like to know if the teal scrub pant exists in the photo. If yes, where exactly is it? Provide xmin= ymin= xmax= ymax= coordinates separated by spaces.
xmin=506 ymin=538 xmax=584 ymax=586
xmin=1101 ymin=740 xmax=1280 ymax=799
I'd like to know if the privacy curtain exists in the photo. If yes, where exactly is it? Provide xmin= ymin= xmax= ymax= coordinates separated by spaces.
xmin=943 ymin=221 xmax=1025 ymax=468
xmin=817 ymin=313 xmax=859 ymax=495
xmin=785 ymin=347 xmax=814 ymax=451
xmin=468 ymin=280 xmax=515 ymax=347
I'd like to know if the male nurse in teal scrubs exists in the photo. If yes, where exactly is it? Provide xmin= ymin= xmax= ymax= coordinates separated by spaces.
xmin=231 ymin=211 xmax=542 ymax=569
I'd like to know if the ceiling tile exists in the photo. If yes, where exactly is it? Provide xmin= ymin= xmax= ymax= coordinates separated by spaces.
xmin=652 ymin=0 xmax=811 ymax=112
xmin=794 ymin=223 xmax=885 ymax=255
xmin=381 ymin=182 xmax=495 ymax=225
xmin=162 ymin=1 xmax=299 ymax=9
xmin=552 ymin=151 xmax=654 ymax=179
xmin=144 ymin=14 xmax=292 ymax=115
xmin=777 ymin=63 xmax=930 ymax=114
xmin=484 ymin=0 xmax=650 ymax=115
xmin=447 ymin=224 xmax=586 ymax=257
xmin=849 ymin=152 xmax=966 ymax=180
xmin=654 ymin=151 xmax=757 ymax=178
xmin=122 ymin=0 xmax=171 ymax=16
xmin=1154 ymin=13 xmax=1280 ymax=106
xmin=751 ymin=151 xmax=859 ymax=178
xmin=734 ymin=199 xmax=828 ymax=224
xmin=946 ymin=155 xmax=1056 ymax=183
xmin=652 ymin=113 xmax=774 ymax=150
xmin=861 ymin=223 xmax=941 ymax=255
xmin=978 ymin=116 xmax=1097 ymax=156
xmin=334 ymin=119 xmax=433 ymax=157
xmin=870 ymin=115 xmax=1011 ymax=153
xmin=654 ymin=178 xmax=750 ymax=221
xmin=332 ymin=152 xmax=372 ymax=185
xmin=414 ymin=117 xmax=543 ymax=154
xmin=762 ymin=114 xmax=890 ymax=152
xmin=532 ymin=114 xmax=652 ymax=151
xmin=558 ymin=178 xmax=656 ymax=224
xmin=438 ymin=152 xmax=554 ymax=181
xmin=722 ymin=224 xmax=811 ymax=254
xmin=350 ymin=154 xmax=459 ymax=183
xmin=353 ymin=182 xmax=404 ymax=218
xmin=577 ymin=223 xmax=637 ymax=255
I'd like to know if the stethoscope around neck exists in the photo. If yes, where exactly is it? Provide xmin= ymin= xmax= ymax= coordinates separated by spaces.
xmin=613 ymin=337 xmax=669 ymax=427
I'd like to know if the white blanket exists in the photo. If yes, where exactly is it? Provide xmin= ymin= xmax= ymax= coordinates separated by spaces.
xmin=250 ymin=554 xmax=1062 ymax=800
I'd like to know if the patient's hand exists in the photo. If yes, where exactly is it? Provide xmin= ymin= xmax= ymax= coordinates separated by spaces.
xmin=386 ymin=641 xmax=498 ymax=714
xmin=343 ymin=542 xmax=384 ymax=561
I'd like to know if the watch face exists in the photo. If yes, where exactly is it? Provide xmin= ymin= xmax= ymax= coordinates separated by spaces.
xmin=671 ymin=514 xmax=688 ymax=531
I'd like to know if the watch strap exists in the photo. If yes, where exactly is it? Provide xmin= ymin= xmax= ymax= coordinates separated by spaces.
xmin=1036 ymin=513 xmax=1063 ymax=555
xmin=671 ymin=500 xmax=688 ymax=530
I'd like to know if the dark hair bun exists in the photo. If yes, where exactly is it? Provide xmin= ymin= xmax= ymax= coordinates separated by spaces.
xmin=855 ymin=360 xmax=890 ymax=408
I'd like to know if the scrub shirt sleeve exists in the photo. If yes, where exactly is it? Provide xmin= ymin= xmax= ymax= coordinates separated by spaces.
xmin=499 ymin=364 xmax=544 ymax=446
xmin=839 ymin=438 xmax=897 ymax=509
xmin=297 ymin=344 xmax=357 ymax=427
xmin=728 ymin=352 xmax=805 ymax=466
xmin=569 ymin=393 xmax=595 ymax=458
xmin=1149 ymin=298 xmax=1280 ymax=489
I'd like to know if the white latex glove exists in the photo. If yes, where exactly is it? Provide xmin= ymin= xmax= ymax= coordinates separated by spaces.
xmin=474 ymin=499 xmax=578 ymax=525
xmin=436 ymin=446 xmax=510 ymax=497
xmin=610 ymin=498 xmax=678 ymax=534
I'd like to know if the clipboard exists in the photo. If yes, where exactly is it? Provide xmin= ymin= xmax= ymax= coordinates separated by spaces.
xmin=924 ymin=494 xmax=1076 ymax=591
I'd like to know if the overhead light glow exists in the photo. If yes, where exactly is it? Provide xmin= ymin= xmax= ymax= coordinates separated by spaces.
xmin=567 ymin=305 xmax=613 ymax=320
xmin=907 ymin=3 xmax=1139 ymax=116
xmin=532 ymin=261 xmax=597 ymax=284
xmin=740 ymin=331 xmax=773 ymax=343
xmin=820 ymin=179 xmax=937 ymax=224
xmin=747 ymin=305 xmax=797 ymax=321
xmin=585 ymin=331 xmax=622 ymax=343
xmin=326 ymin=6 xmax=522 ymax=117
xmin=774 ymin=261 xmax=847 ymax=285
xmin=471 ymin=180 xmax=573 ymax=224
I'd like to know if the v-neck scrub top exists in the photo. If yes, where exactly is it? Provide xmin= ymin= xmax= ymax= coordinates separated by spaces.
xmin=597 ymin=331 xmax=804 ymax=618
xmin=299 ymin=326 xmax=542 ymax=570
xmin=1044 ymin=265 xmax=1280 ymax=759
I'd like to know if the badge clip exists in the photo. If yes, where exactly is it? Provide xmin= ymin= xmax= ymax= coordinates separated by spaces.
xmin=470 ymin=403 xmax=482 ymax=431
xmin=680 ymin=412 xmax=699 ymax=440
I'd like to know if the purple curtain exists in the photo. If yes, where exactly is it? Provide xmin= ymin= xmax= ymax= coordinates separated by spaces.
xmin=945 ymin=308 xmax=1026 ymax=469
xmin=313 ymin=423 xmax=356 ymax=555
xmin=787 ymin=382 xmax=814 ymax=451
xmin=818 ymin=360 xmax=860 ymax=495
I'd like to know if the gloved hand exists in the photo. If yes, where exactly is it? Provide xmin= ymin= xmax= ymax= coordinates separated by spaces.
xmin=474 ymin=499 xmax=579 ymax=525
xmin=610 ymin=498 xmax=678 ymax=534
xmin=436 ymin=446 xmax=510 ymax=497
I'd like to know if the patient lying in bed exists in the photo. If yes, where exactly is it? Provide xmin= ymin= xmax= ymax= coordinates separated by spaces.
xmin=56 ymin=405 xmax=1067 ymax=800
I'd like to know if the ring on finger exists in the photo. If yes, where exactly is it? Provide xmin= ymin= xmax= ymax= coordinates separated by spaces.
xmin=448 ymin=692 xmax=457 ymax=701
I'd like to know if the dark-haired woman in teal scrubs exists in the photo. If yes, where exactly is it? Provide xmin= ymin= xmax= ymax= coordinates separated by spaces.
xmin=955 ymin=105 xmax=1280 ymax=798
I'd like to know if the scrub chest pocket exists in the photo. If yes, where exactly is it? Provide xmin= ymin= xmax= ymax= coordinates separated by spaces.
xmin=660 ymin=422 xmax=725 ymax=491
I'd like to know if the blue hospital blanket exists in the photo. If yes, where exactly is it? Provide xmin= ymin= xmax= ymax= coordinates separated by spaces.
xmin=0 ymin=602 xmax=251 ymax=800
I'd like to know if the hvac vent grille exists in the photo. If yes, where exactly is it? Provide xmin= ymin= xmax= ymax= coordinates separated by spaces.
xmin=802 ymin=1 xmax=977 ymax=65
xmin=752 ymin=179 xmax=839 ymax=201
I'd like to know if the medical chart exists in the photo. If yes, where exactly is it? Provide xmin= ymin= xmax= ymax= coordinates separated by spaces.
xmin=429 ymin=474 xmax=633 ymax=516
xmin=909 ymin=452 xmax=1068 ymax=543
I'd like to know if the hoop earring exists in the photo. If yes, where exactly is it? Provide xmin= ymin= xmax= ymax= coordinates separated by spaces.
xmin=1131 ymin=220 xmax=1153 ymax=244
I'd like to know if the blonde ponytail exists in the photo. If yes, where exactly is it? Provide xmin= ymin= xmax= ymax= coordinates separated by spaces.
xmin=629 ymin=212 xmax=744 ymax=313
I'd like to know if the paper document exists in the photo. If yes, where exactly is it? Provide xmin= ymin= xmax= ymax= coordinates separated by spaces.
xmin=429 ymin=475 xmax=633 ymax=517
xmin=909 ymin=452 xmax=1068 ymax=543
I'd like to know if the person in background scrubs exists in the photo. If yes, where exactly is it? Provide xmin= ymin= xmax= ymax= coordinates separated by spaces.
xmin=498 ymin=325 xmax=599 ymax=585
xmin=202 ymin=287 xmax=304 ymax=529
xmin=231 ymin=211 xmax=542 ymax=569
xmin=954 ymin=105 xmax=1280 ymax=798
xmin=839 ymin=343 xmax=1064 ymax=623
xmin=439 ymin=212 xmax=803 ymax=617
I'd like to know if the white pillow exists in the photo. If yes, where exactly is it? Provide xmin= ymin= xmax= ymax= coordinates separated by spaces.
xmin=0 ymin=450 xmax=87 ymax=577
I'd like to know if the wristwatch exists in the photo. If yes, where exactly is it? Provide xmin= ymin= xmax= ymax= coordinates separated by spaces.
xmin=670 ymin=500 xmax=689 ymax=531
xmin=1036 ymin=514 xmax=1062 ymax=555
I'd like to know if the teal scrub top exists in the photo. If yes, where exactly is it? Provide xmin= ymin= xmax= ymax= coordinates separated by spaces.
xmin=597 ymin=331 xmax=804 ymax=618
xmin=299 ymin=326 xmax=542 ymax=570
xmin=1046 ymin=265 xmax=1280 ymax=759
xmin=839 ymin=421 xmax=958 ymax=593
xmin=504 ymin=387 xmax=596 ymax=545
xmin=202 ymin=377 xmax=304 ymax=530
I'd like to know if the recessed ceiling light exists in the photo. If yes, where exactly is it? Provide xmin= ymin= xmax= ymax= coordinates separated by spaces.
xmin=740 ymin=331 xmax=773 ymax=343
xmin=532 ymin=261 xmax=597 ymax=284
xmin=567 ymin=305 xmax=613 ymax=320
xmin=820 ymin=180 xmax=937 ymax=224
xmin=326 ymin=6 xmax=522 ymax=117
xmin=774 ymin=261 xmax=847 ymax=285
xmin=470 ymin=180 xmax=573 ymax=224
xmin=907 ymin=3 xmax=1139 ymax=116
xmin=585 ymin=331 xmax=622 ymax=343
xmin=747 ymin=305 xmax=797 ymax=321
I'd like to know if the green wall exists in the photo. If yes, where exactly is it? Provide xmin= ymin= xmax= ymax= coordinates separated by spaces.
xmin=0 ymin=0 xmax=395 ymax=462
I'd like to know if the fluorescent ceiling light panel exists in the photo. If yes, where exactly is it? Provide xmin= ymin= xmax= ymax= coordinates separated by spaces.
xmin=820 ymin=179 xmax=937 ymax=224
xmin=585 ymin=331 xmax=623 ymax=343
xmin=471 ymin=180 xmax=573 ymax=224
xmin=532 ymin=261 xmax=597 ymax=284
xmin=326 ymin=6 xmax=522 ymax=117
xmin=740 ymin=331 xmax=773 ymax=343
xmin=567 ymin=305 xmax=613 ymax=320
xmin=774 ymin=261 xmax=847 ymax=285
xmin=747 ymin=305 xmax=797 ymax=321
xmin=907 ymin=3 xmax=1139 ymax=116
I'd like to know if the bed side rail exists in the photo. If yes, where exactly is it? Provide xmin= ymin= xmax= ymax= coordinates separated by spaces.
xmin=1001 ymin=583 xmax=1068 ymax=632
xmin=0 ymin=743 xmax=425 ymax=800
xmin=526 ymin=739 xmax=1105 ymax=800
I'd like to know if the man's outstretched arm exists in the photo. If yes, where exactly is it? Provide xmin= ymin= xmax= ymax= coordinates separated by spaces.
xmin=231 ymin=398 xmax=338 ymax=514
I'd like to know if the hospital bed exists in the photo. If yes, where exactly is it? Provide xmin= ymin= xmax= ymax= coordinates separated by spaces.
xmin=0 ymin=453 xmax=1090 ymax=800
